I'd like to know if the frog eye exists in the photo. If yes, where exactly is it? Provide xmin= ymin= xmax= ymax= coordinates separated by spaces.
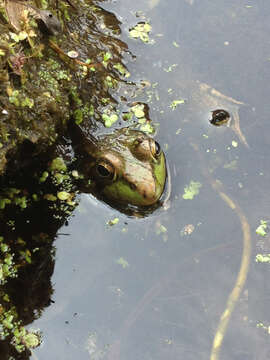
xmin=150 ymin=140 xmax=161 ymax=158
xmin=96 ymin=161 xmax=115 ymax=180
xmin=210 ymin=109 xmax=230 ymax=126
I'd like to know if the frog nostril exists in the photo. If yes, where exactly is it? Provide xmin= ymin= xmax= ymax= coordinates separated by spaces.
xmin=130 ymin=183 xmax=137 ymax=191
xmin=138 ymin=183 xmax=157 ymax=203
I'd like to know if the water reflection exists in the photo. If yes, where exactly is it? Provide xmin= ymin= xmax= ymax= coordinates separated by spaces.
xmin=2 ymin=0 xmax=270 ymax=359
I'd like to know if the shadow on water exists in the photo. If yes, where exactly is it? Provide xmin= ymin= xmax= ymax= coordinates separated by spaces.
xmin=1 ymin=0 xmax=270 ymax=359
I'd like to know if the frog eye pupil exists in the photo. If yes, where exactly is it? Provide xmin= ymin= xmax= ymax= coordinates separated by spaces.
xmin=154 ymin=141 xmax=161 ymax=156
xmin=48 ymin=13 xmax=53 ymax=18
xmin=97 ymin=164 xmax=111 ymax=177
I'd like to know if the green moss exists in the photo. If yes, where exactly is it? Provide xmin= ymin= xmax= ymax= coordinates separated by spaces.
xmin=57 ymin=191 xmax=71 ymax=200
xmin=8 ymin=89 xmax=35 ymax=108
xmin=21 ymin=97 xmax=34 ymax=108
xmin=113 ymin=63 xmax=130 ymax=78
xmin=44 ymin=193 xmax=57 ymax=201
xmin=49 ymin=157 xmax=67 ymax=172
xmin=19 ymin=249 xmax=32 ymax=264
xmin=40 ymin=171 xmax=49 ymax=183
xmin=0 ymin=188 xmax=29 ymax=209
xmin=22 ymin=331 xmax=40 ymax=348
xmin=14 ymin=196 xmax=27 ymax=209
xmin=74 ymin=108 xmax=83 ymax=124
xmin=9 ymin=90 xmax=20 ymax=107
xmin=0 ymin=198 xmax=11 ymax=209
xmin=0 ymin=236 xmax=17 ymax=284
xmin=69 ymin=87 xmax=83 ymax=106
xmin=38 ymin=67 xmax=61 ymax=100
xmin=102 ymin=112 xmax=118 ymax=127
xmin=0 ymin=305 xmax=41 ymax=352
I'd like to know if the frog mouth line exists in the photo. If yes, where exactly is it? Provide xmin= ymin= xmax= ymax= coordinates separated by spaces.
xmin=97 ymin=160 xmax=170 ymax=217
xmin=159 ymin=160 xmax=171 ymax=210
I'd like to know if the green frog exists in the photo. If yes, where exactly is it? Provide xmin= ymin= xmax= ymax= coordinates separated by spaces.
xmin=71 ymin=125 xmax=167 ymax=208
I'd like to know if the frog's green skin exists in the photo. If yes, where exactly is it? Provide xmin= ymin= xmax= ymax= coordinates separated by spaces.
xmin=72 ymin=126 xmax=167 ymax=207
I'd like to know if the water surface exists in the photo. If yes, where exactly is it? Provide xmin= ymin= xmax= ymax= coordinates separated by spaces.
xmin=31 ymin=1 xmax=270 ymax=359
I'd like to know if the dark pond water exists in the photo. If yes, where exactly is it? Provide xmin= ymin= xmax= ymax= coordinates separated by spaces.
xmin=29 ymin=0 xmax=270 ymax=359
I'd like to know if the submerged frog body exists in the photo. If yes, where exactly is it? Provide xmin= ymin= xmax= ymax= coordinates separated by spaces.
xmin=72 ymin=126 xmax=167 ymax=207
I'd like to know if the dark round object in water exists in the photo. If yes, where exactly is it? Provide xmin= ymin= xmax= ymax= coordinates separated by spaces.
xmin=210 ymin=109 xmax=230 ymax=126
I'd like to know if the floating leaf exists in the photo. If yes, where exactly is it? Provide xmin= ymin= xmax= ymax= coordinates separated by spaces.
xmin=57 ymin=191 xmax=70 ymax=201
xmin=255 ymin=254 xmax=270 ymax=263
xmin=18 ymin=31 xmax=28 ymax=41
xmin=23 ymin=332 xmax=40 ymax=348
xmin=103 ymin=113 xmax=118 ymax=128
xmin=107 ymin=217 xmax=119 ymax=226
xmin=21 ymin=97 xmax=34 ymax=108
xmin=170 ymin=99 xmax=185 ymax=110
xmin=140 ymin=122 xmax=154 ymax=134
xmin=164 ymin=64 xmax=178 ymax=72
xmin=182 ymin=181 xmax=202 ymax=200
xmin=44 ymin=194 xmax=57 ymax=201
xmin=131 ymin=104 xmax=145 ymax=118
xmin=180 ymin=224 xmax=195 ymax=236
xmin=116 ymin=257 xmax=129 ymax=268
xmin=50 ymin=157 xmax=67 ymax=172
xmin=129 ymin=22 xmax=152 ymax=43
xmin=103 ymin=52 xmax=112 ymax=62
xmin=113 ymin=63 xmax=130 ymax=77
xmin=129 ymin=29 xmax=140 ymax=38
xmin=156 ymin=224 xmax=167 ymax=235
xmin=256 ymin=220 xmax=268 ymax=237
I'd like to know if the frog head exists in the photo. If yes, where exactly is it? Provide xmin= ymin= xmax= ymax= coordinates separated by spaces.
xmin=75 ymin=127 xmax=167 ymax=208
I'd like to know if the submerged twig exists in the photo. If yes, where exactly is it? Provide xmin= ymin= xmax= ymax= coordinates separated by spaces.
xmin=190 ymin=140 xmax=251 ymax=360
xmin=105 ymin=241 xmax=235 ymax=360
xmin=48 ymin=39 xmax=103 ymax=71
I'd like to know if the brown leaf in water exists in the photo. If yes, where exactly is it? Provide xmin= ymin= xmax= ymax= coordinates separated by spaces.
xmin=5 ymin=0 xmax=62 ymax=35
xmin=4 ymin=0 xmax=27 ymax=31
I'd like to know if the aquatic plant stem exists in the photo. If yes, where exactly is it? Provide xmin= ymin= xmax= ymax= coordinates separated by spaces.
xmin=106 ymin=241 xmax=235 ymax=360
xmin=48 ymin=39 xmax=103 ymax=70
xmin=190 ymin=141 xmax=251 ymax=360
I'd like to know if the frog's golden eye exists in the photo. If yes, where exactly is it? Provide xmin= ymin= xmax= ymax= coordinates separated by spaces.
xmin=150 ymin=140 xmax=161 ymax=159
xmin=96 ymin=161 xmax=115 ymax=180
xmin=132 ymin=137 xmax=162 ymax=161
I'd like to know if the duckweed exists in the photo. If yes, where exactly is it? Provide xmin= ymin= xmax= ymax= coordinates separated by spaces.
xmin=129 ymin=22 xmax=152 ymax=43
xmin=107 ymin=217 xmax=119 ymax=226
xmin=0 ymin=188 xmax=29 ymax=209
xmin=131 ymin=104 xmax=145 ymax=118
xmin=0 ymin=236 xmax=17 ymax=284
xmin=255 ymin=254 xmax=270 ymax=263
xmin=170 ymin=99 xmax=185 ymax=110
xmin=113 ymin=63 xmax=130 ymax=77
xmin=182 ymin=181 xmax=202 ymax=200
xmin=256 ymin=220 xmax=268 ymax=237
xmin=49 ymin=157 xmax=67 ymax=172
xmin=102 ymin=113 xmax=118 ymax=127
xmin=116 ymin=257 xmax=129 ymax=268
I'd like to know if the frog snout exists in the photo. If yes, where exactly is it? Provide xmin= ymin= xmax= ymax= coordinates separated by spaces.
xmin=138 ymin=181 xmax=160 ymax=205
